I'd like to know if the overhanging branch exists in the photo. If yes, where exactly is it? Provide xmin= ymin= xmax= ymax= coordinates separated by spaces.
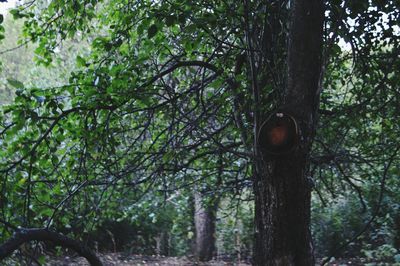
xmin=0 ymin=228 xmax=103 ymax=266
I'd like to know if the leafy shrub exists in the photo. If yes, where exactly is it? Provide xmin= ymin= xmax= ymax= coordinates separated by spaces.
xmin=312 ymin=194 xmax=370 ymax=257
xmin=362 ymin=244 xmax=399 ymax=264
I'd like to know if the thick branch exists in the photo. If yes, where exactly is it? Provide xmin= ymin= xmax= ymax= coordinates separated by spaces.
xmin=286 ymin=0 xmax=324 ymax=127
xmin=0 ymin=228 xmax=103 ymax=266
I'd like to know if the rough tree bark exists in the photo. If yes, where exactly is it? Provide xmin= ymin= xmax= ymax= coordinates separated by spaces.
xmin=194 ymin=191 xmax=218 ymax=261
xmin=253 ymin=0 xmax=324 ymax=265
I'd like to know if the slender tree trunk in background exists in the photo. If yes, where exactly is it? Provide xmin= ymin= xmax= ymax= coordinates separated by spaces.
xmin=253 ymin=0 xmax=324 ymax=265
xmin=155 ymin=231 xmax=169 ymax=256
xmin=194 ymin=191 xmax=218 ymax=261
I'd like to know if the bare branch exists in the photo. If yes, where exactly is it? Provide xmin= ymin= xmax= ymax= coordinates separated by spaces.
xmin=0 ymin=228 xmax=103 ymax=266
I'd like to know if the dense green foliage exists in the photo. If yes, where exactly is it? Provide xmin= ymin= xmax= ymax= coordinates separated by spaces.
xmin=0 ymin=14 xmax=90 ymax=105
xmin=0 ymin=0 xmax=399 ymax=263
xmin=310 ymin=1 xmax=400 ymax=260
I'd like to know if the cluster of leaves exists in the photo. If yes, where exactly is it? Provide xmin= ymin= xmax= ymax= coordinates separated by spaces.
xmin=216 ymin=193 xmax=254 ymax=260
xmin=0 ymin=13 xmax=90 ymax=105
xmin=311 ymin=0 xmax=400 ymax=261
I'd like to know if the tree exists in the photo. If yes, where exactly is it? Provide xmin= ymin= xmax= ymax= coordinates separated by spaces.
xmin=193 ymin=190 xmax=218 ymax=261
xmin=0 ymin=0 xmax=399 ymax=265
xmin=252 ymin=0 xmax=324 ymax=264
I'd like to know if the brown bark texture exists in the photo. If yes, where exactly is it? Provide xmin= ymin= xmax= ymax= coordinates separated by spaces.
xmin=253 ymin=0 xmax=324 ymax=265
xmin=194 ymin=191 xmax=218 ymax=261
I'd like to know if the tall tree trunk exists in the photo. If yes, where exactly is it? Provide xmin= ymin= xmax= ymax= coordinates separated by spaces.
xmin=194 ymin=191 xmax=218 ymax=261
xmin=253 ymin=0 xmax=324 ymax=265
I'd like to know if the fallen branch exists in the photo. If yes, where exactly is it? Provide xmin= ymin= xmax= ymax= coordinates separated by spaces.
xmin=0 ymin=228 xmax=103 ymax=266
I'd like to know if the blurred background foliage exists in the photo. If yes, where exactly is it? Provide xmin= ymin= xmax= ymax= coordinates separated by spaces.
xmin=0 ymin=13 xmax=90 ymax=105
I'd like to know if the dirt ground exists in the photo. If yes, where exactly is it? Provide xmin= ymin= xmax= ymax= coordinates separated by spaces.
xmin=46 ymin=254 xmax=373 ymax=266
xmin=46 ymin=253 xmax=251 ymax=266
xmin=4 ymin=253 xmax=377 ymax=266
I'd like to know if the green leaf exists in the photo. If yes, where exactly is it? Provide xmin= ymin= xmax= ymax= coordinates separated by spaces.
xmin=0 ymin=14 xmax=3 ymax=24
xmin=9 ymin=9 xmax=22 ymax=19
xmin=51 ymin=155 xmax=59 ymax=165
xmin=40 ymin=208 xmax=54 ymax=217
xmin=38 ymin=256 xmax=46 ymax=265
xmin=7 ymin=79 xmax=25 ymax=89
xmin=147 ymin=24 xmax=158 ymax=39
xmin=76 ymin=56 xmax=86 ymax=67
xmin=18 ymin=178 xmax=27 ymax=186
xmin=14 ymin=120 xmax=25 ymax=131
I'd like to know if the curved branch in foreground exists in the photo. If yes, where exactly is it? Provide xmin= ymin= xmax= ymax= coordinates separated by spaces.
xmin=0 ymin=228 xmax=103 ymax=266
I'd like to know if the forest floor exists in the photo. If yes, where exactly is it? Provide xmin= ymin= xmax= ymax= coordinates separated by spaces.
xmin=43 ymin=253 xmax=372 ymax=266
xmin=4 ymin=253 xmax=378 ymax=265
xmin=46 ymin=253 xmax=251 ymax=265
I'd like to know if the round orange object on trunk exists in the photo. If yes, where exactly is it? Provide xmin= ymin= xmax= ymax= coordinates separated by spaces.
xmin=268 ymin=126 xmax=288 ymax=146
xmin=258 ymin=112 xmax=298 ymax=156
